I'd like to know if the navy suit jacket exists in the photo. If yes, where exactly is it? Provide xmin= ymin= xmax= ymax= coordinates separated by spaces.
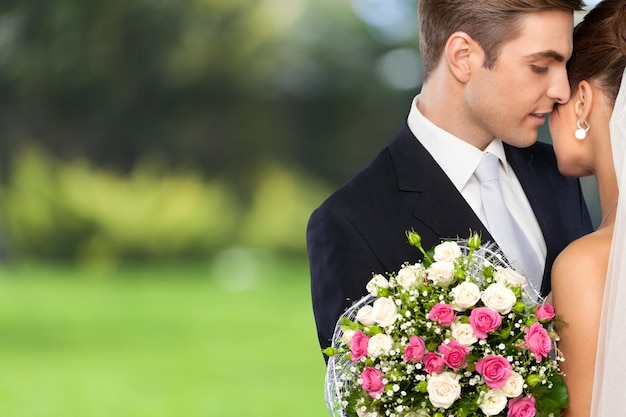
xmin=307 ymin=121 xmax=593 ymax=351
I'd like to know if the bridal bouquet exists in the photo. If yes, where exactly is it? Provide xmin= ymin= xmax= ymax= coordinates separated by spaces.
xmin=324 ymin=231 xmax=568 ymax=417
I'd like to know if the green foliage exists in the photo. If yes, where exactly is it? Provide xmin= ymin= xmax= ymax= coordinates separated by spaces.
xmin=1 ymin=147 xmax=330 ymax=262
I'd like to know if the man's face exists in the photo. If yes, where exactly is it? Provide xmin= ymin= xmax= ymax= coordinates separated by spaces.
xmin=464 ymin=9 xmax=574 ymax=148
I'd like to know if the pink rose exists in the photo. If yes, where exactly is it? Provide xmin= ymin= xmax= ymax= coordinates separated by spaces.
xmin=350 ymin=330 xmax=370 ymax=362
xmin=476 ymin=355 xmax=512 ymax=389
xmin=428 ymin=303 xmax=456 ymax=326
xmin=535 ymin=304 xmax=555 ymax=321
xmin=361 ymin=366 xmax=385 ymax=398
xmin=423 ymin=352 xmax=446 ymax=374
xmin=404 ymin=335 xmax=426 ymax=362
xmin=438 ymin=339 xmax=469 ymax=371
xmin=507 ymin=395 xmax=536 ymax=417
xmin=524 ymin=322 xmax=552 ymax=361
xmin=469 ymin=307 xmax=502 ymax=338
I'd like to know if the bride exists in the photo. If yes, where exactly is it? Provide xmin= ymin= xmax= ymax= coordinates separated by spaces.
xmin=549 ymin=0 xmax=626 ymax=415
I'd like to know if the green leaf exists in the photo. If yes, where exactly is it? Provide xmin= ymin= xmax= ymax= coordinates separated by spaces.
xmin=533 ymin=373 xmax=569 ymax=415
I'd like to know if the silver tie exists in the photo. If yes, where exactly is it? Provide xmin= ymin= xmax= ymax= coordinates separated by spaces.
xmin=475 ymin=153 xmax=543 ymax=290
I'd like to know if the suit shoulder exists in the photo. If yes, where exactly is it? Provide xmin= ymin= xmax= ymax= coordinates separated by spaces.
xmin=315 ymin=146 xmax=396 ymax=213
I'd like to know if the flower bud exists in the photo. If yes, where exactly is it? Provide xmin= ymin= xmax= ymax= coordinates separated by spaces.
xmin=513 ymin=301 xmax=526 ymax=314
xmin=468 ymin=232 xmax=481 ymax=250
xmin=526 ymin=374 xmax=542 ymax=387
xmin=406 ymin=230 xmax=422 ymax=248
xmin=417 ymin=380 xmax=428 ymax=393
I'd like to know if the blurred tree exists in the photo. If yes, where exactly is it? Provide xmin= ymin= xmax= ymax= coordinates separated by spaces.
xmin=0 ymin=0 xmax=420 ymax=192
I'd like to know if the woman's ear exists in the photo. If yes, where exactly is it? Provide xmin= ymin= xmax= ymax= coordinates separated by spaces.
xmin=574 ymin=80 xmax=594 ymax=121
xmin=444 ymin=32 xmax=474 ymax=83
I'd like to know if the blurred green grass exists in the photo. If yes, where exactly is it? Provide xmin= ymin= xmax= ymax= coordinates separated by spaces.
xmin=0 ymin=253 xmax=328 ymax=417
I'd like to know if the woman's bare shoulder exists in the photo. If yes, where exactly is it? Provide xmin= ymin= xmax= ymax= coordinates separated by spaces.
xmin=552 ymin=230 xmax=611 ymax=291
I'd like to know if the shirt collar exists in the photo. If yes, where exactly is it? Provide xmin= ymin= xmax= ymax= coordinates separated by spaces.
xmin=407 ymin=95 xmax=510 ymax=189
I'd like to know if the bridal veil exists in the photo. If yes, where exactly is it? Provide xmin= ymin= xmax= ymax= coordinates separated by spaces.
xmin=590 ymin=68 xmax=626 ymax=416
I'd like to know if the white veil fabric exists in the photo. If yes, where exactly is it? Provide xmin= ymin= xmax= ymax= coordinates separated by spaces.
xmin=590 ymin=68 xmax=626 ymax=416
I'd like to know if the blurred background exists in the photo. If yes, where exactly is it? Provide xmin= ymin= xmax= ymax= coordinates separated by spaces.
xmin=0 ymin=1 xmax=600 ymax=416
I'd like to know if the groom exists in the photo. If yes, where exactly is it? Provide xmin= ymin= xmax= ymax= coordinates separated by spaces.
xmin=307 ymin=0 xmax=593 ymax=352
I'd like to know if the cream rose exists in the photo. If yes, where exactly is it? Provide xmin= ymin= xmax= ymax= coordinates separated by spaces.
xmin=427 ymin=261 xmax=456 ymax=287
xmin=341 ymin=329 xmax=356 ymax=346
xmin=481 ymin=283 xmax=516 ymax=314
xmin=494 ymin=268 xmax=528 ymax=289
xmin=371 ymin=297 xmax=398 ymax=327
xmin=356 ymin=305 xmax=376 ymax=326
xmin=479 ymin=389 xmax=507 ymax=416
xmin=451 ymin=281 xmax=481 ymax=310
xmin=366 ymin=274 xmax=389 ymax=296
xmin=451 ymin=322 xmax=478 ymax=346
xmin=427 ymin=372 xmax=461 ymax=409
xmin=433 ymin=241 xmax=462 ymax=262
xmin=396 ymin=264 xmax=423 ymax=290
xmin=502 ymin=371 xmax=524 ymax=398
xmin=367 ymin=333 xmax=394 ymax=357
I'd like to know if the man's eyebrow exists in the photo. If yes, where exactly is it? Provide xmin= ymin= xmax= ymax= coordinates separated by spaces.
xmin=525 ymin=50 xmax=566 ymax=62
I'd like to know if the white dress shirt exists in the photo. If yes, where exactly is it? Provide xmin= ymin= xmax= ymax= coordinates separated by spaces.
xmin=406 ymin=95 xmax=547 ymax=272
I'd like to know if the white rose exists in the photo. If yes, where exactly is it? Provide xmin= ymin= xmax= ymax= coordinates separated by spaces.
xmin=427 ymin=261 xmax=455 ymax=287
xmin=451 ymin=281 xmax=481 ymax=310
xmin=479 ymin=389 xmax=507 ymax=416
xmin=481 ymin=283 xmax=517 ymax=314
xmin=396 ymin=265 xmax=423 ymax=290
xmin=356 ymin=305 xmax=376 ymax=326
xmin=367 ymin=333 xmax=394 ymax=357
xmin=494 ymin=268 xmax=528 ymax=289
xmin=341 ymin=329 xmax=356 ymax=346
xmin=427 ymin=372 xmax=461 ymax=409
xmin=366 ymin=274 xmax=389 ymax=296
xmin=451 ymin=322 xmax=478 ymax=346
xmin=502 ymin=371 xmax=524 ymax=398
xmin=434 ymin=241 xmax=462 ymax=262
xmin=371 ymin=297 xmax=398 ymax=327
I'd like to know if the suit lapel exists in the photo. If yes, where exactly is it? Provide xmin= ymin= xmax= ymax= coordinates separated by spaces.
xmin=389 ymin=123 xmax=492 ymax=242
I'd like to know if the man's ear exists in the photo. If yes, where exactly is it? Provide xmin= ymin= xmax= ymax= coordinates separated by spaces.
xmin=444 ymin=31 xmax=476 ymax=83
xmin=574 ymin=80 xmax=594 ymax=121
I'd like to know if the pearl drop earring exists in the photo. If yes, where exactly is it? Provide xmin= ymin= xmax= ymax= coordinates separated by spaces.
xmin=575 ymin=120 xmax=590 ymax=140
